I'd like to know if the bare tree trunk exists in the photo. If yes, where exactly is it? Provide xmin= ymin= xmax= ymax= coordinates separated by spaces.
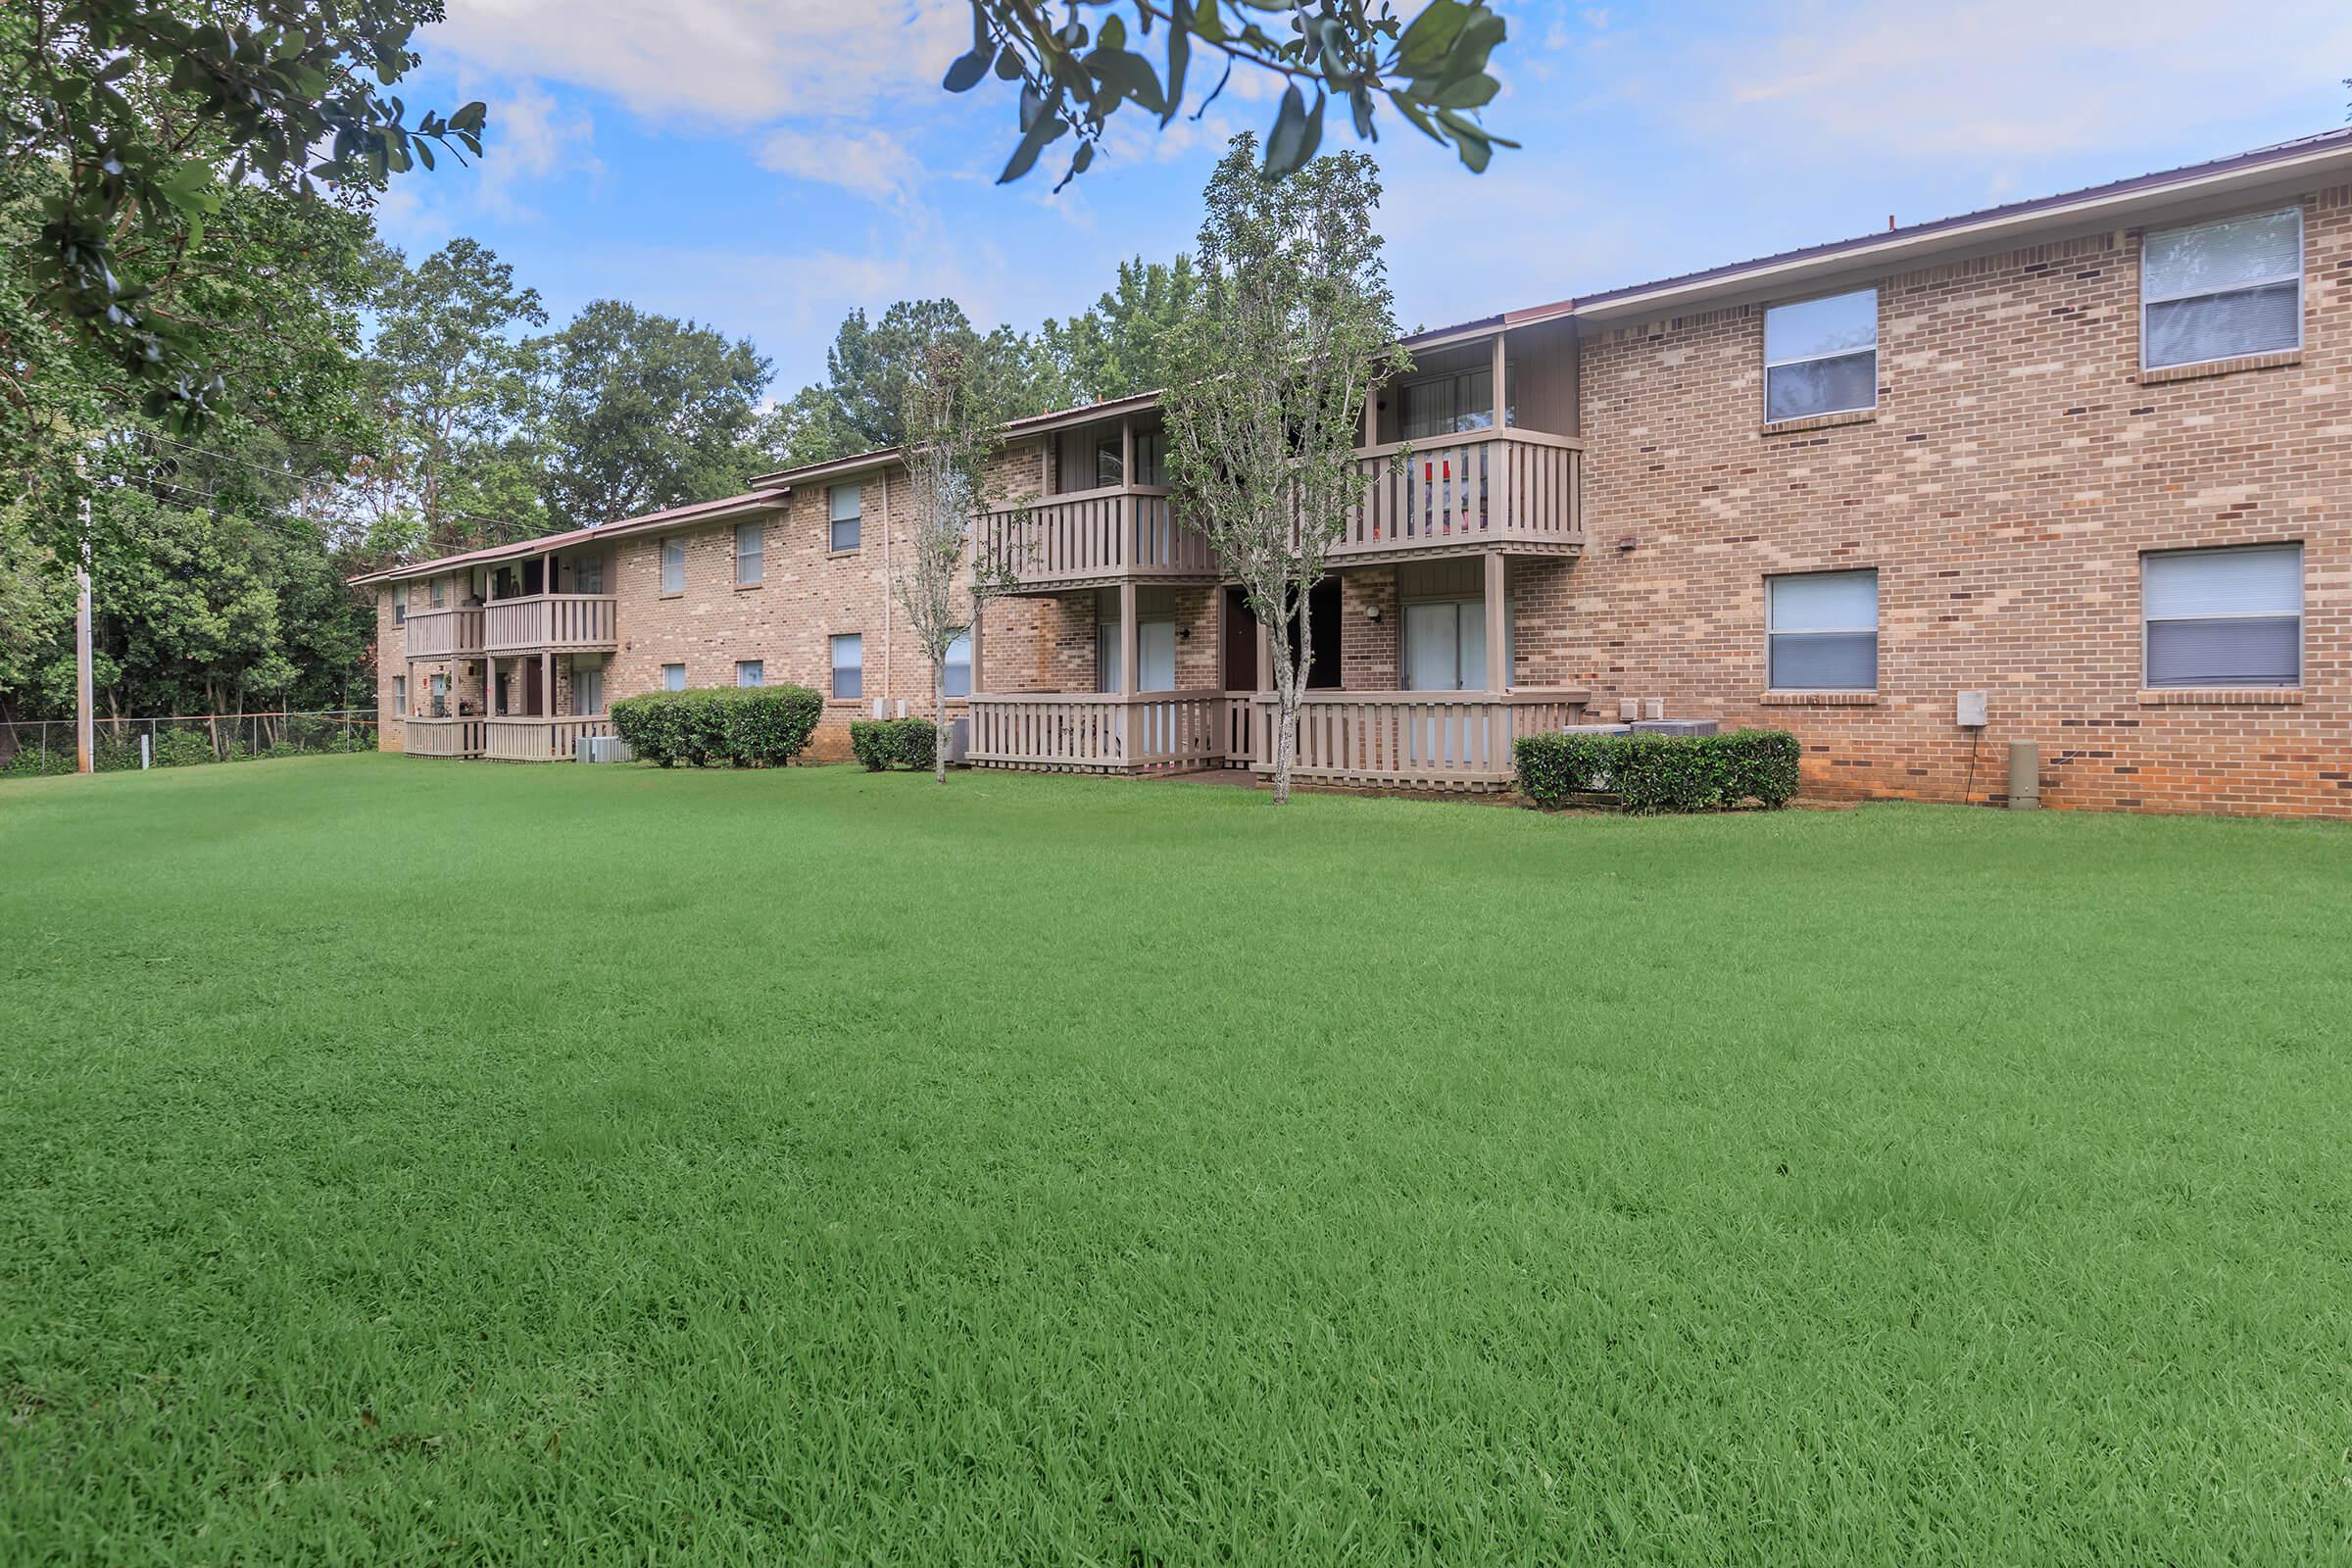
xmin=933 ymin=656 xmax=948 ymax=784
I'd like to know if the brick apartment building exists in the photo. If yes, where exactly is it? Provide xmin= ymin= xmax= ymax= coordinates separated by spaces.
xmin=358 ymin=130 xmax=2352 ymax=817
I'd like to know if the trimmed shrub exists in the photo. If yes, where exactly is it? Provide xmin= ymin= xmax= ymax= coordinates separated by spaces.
xmin=850 ymin=717 xmax=937 ymax=771
xmin=611 ymin=686 xmax=821 ymax=768
xmin=1515 ymin=728 xmax=1800 ymax=813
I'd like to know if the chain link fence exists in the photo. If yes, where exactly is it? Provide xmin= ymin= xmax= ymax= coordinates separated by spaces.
xmin=1 ymin=710 xmax=378 ymax=778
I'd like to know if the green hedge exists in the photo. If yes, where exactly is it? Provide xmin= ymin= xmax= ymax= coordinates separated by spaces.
xmin=849 ymin=717 xmax=937 ymax=771
xmin=1514 ymin=729 xmax=1800 ymax=813
xmin=609 ymin=686 xmax=822 ymax=768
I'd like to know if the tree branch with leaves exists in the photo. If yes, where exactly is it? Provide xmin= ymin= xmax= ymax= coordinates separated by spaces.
xmin=945 ymin=1 xmax=1512 ymax=187
xmin=1163 ymin=133 xmax=1406 ymax=805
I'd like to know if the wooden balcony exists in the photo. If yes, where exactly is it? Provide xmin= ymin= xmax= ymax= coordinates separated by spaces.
xmin=483 ymin=594 xmax=617 ymax=654
xmin=1252 ymin=690 xmax=1591 ymax=789
xmin=404 ymin=716 xmax=484 ymax=758
xmin=1336 ymin=429 xmax=1585 ymax=564
xmin=480 ymin=715 xmax=613 ymax=762
xmin=403 ymin=607 xmax=484 ymax=662
xmin=976 ymin=484 xmax=1219 ymax=594
xmin=968 ymin=687 xmax=1589 ymax=789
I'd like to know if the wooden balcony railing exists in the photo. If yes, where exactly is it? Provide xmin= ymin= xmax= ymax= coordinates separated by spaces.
xmin=403 ymin=607 xmax=484 ymax=661
xmin=967 ymin=691 xmax=1228 ymax=772
xmin=404 ymin=716 xmax=485 ymax=758
xmin=1250 ymin=689 xmax=1590 ymax=789
xmin=481 ymin=715 xmax=612 ymax=761
xmin=1337 ymin=428 xmax=1585 ymax=561
xmin=483 ymin=594 xmax=617 ymax=654
xmin=976 ymin=485 xmax=1218 ymax=591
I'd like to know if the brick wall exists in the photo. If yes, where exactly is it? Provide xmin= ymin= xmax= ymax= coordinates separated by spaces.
xmin=1573 ymin=189 xmax=2352 ymax=817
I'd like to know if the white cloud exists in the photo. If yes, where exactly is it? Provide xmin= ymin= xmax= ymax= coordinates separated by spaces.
xmin=474 ymin=82 xmax=602 ymax=218
xmin=428 ymin=0 xmax=967 ymax=127
xmin=756 ymin=125 xmax=919 ymax=207
xmin=1706 ymin=0 xmax=2352 ymax=159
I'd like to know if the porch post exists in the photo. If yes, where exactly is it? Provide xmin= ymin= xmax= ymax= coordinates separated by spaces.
xmin=1491 ymin=330 xmax=1507 ymax=428
xmin=1483 ymin=550 xmax=1508 ymax=693
xmin=1117 ymin=578 xmax=1139 ymax=763
xmin=1361 ymin=376 xmax=1377 ymax=448
xmin=968 ymin=596 xmax=985 ymax=698
xmin=1119 ymin=417 xmax=1133 ymax=486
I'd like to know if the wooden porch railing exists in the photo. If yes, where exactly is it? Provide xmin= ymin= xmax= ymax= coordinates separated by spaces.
xmin=967 ymin=691 xmax=1228 ymax=772
xmin=480 ymin=715 xmax=612 ymax=761
xmin=403 ymin=607 xmax=484 ymax=661
xmin=1250 ymin=690 xmax=1589 ymax=788
xmin=977 ymin=485 xmax=1218 ymax=591
xmin=483 ymin=594 xmax=618 ymax=653
xmin=403 ymin=716 xmax=485 ymax=758
xmin=1338 ymin=428 xmax=1585 ymax=559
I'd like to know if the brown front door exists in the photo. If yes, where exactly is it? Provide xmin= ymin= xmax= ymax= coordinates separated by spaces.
xmin=522 ymin=660 xmax=543 ymax=716
xmin=1224 ymin=587 xmax=1258 ymax=689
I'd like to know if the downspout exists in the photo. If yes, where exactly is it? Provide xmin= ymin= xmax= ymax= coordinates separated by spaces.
xmin=881 ymin=465 xmax=893 ymax=710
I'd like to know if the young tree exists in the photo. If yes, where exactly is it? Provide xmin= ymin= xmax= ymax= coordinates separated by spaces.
xmin=1163 ymin=134 xmax=1406 ymax=806
xmin=891 ymin=335 xmax=1013 ymax=783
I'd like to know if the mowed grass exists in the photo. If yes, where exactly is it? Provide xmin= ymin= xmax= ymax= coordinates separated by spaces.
xmin=3 ymin=757 xmax=2350 ymax=1565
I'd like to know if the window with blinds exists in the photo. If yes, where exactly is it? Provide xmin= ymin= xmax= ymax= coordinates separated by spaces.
xmin=735 ymin=660 xmax=763 ymax=688
xmin=2143 ymin=545 xmax=2302 ymax=687
xmin=735 ymin=520 xmax=763 ymax=586
xmin=1764 ymin=290 xmax=1878 ymax=422
xmin=944 ymin=630 xmax=972 ymax=698
xmin=662 ymin=663 xmax=686 ymax=692
xmin=829 ymin=484 xmax=862 ymax=552
xmin=661 ymin=538 xmax=685 ymax=595
xmin=2142 ymin=209 xmax=2302 ymax=370
xmin=830 ymin=634 xmax=862 ymax=699
xmin=1767 ymin=570 xmax=1879 ymax=690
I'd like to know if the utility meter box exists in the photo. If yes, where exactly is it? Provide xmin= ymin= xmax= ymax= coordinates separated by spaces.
xmin=1956 ymin=690 xmax=1988 ymax=728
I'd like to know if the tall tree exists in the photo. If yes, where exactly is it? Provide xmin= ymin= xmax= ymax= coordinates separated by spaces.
xmin=353 ymin=238 xmax=548 ymax=556
xmin=1164 ymin=135 xmax=1405 ymax=806
xmin=941 ymin=2 xmax=1511 ymax=188
xmin=536 ymin=302 xmax=771 ymax=528
xmin=759 ymin=300 xmax=1073 ymax=474
xmin=3 ymin=0 xmax=482 ymax=432
xmin=1042 ymin=255 xmax=1200 ymax=402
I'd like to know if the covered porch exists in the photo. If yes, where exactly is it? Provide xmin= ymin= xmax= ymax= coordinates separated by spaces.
xmin=966 ymin=550 xmax=1589 ymax=790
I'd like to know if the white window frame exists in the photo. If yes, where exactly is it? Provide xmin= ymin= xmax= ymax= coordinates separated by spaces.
xmin=428 ymin=575 xmax=446 ymax=610
xmin=1762 ymin=288 xmax=1879 ymax=423
xmin=661 ymin=537 xmax=685 ymax=595
xmin=735 ymin=520 xmax=763 ymax=587
xmin=662 ymin=662 xmax=687 ymax=692
xmin=392 ymin=583 xmax=408 ymax=626
xmin=392 ymin=674 xmax=407 ymax=711
xmin=573 ymin=662 xmax=605 ymax=715
xmin=2140 ymin=207 xmax=2304 ymax=373
xmin=830 ymin=633 xmax=863 ymax=700
xmin=829 ymin=484 xmax=862 ymax=553
xmin=1765 ymin=569 xmax=1880 ymax=693
xmin=2140 ymin=543 xmax=2304 ymax=690
xmin=735 ymin=660 xmax=764 ymax=688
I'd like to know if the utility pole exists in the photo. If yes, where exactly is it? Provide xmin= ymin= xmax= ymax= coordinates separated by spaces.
xmin=75 ymin=458 xmax=94 ymax=774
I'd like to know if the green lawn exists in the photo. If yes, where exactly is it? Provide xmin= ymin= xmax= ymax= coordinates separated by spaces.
xmin=4 ymin=757 xmax=2350 ymax=1564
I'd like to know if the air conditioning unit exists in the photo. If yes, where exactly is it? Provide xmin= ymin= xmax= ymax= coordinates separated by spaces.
xmin=945 ymin=715 xmax=969 ymax=766
xmin=575 ymin=735 xmax=634 ymax=763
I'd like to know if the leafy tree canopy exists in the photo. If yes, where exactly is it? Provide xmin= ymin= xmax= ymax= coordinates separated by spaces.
xmin=1042 ymin=255 xmax=1201 ymax=403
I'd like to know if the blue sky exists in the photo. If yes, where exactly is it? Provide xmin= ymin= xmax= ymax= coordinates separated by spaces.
xmin=376 ymin=1 xmax=2352 ymax=398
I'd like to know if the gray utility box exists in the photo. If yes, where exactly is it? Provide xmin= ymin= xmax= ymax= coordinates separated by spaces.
xmin=944 ymin=715 xmax=969 ymax=766
xmin=1630 ymin=718 xmax=1720 ymax=738
xmin=1558 ymin=723 xmax=1636 ymax=736
xmin=575 ymin=735 xmax=634 ymax=763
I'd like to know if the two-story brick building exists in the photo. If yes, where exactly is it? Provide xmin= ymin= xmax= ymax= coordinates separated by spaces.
xmin=357 ymin=129 xmax=2352 ymax=817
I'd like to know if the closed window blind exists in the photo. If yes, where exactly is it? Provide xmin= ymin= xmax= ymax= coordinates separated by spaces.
xmin=735 ymin=520 xmax=763 ymax=585
xmin=944 ymin=630 xmax=972 ymax=698
xmin=661 ymin=538 xmax=685 ymax=594
xmin=2143 ymin=209 xmax=2301 ymax=369
xmin=662 ymin=663 xmax=686 ymax=692
xmin=829 ymin=485 xmax=862 ymax=552
xmin=736 ymin=660 xmax=763 ymax=688
xmin=2143 ymin=545 xmax=2301 ymax=687
xmin=830 ymin=634 xmax=862 ymax=699
xmin=1768 ymin=570 xmax=1879 ymax=690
